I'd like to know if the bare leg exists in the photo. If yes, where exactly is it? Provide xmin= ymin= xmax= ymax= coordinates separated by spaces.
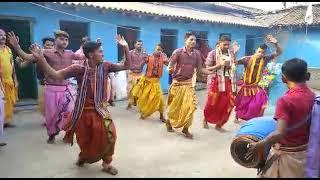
xmin=166 ymin=120 xmax=174 ymax=132
xmin=182 ymin=127 xmax=193 ymax=139
xmin=203 ymin=119 xmax=209 ymax=129
xmin=126 ymin=103 xmax=132 ymax=110
xmin=159 ymin=112 xmax=166 ymax=123
xmin=140 ymin=114 xmax=145 ymax=120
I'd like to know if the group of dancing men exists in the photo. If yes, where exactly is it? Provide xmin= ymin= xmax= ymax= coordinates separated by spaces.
xmin=0 ymin=28 xmax=316 ymax=178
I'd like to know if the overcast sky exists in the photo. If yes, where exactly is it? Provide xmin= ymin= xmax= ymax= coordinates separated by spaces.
xmin=229 ymin=2 xmax=319 ymax=11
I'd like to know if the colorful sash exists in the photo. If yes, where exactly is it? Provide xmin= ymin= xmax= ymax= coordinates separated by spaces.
xmin=69 ymin=62 xmax=111 ymax=131
xmin=242 ymin=55 xmax=265 ymax=96
xmin=215 ymin=48 xmax=237 ymax=93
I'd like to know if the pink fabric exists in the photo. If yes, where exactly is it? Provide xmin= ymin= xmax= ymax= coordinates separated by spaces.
xmin=235 ymin=86 xmax=268 ymax=120
xmin=44 ymin=85 xmax=75 ymax=136
xmin=0 ymin=97 xmax=4 ymax=136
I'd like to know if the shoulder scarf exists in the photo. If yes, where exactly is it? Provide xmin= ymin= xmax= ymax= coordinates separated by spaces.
xmin=69 ymin=62 xmax=111 ymax=131
xmin=215 ymin=48 xmax=237 ymax=93
xmin=242 ymin=55 xmax=265 ymax=96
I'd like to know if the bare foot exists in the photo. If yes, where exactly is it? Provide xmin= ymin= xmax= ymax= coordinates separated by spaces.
xmin=76 ymin=158 xmax=85 ymax=167
xmin=140 ymin=115 xmax=145 ymax=120
xmin=102 ymin=164 xmax=118 ymax=176
xmin=203 ymin=120 xmax=209 ymax=129
xmin=159 ymin=113 xmax=166 ymax=123
xmin=47 ymin=136 xmax=55 ymax=144
xmin=215 ymin=126 xmax=227 ymax=133
xmin=126 ymin=104 xmax=132 ymax=110
xmin=234 ymin=118 xmax=241 ymax=124
xmin=166 ymin=121 xmax=174 ymax=132
xmin=182 ymin=128 xmax=193 ymax=139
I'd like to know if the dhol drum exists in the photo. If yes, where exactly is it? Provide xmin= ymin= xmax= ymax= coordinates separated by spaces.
xmin=230 ymin=116 xmax=276 ymax=168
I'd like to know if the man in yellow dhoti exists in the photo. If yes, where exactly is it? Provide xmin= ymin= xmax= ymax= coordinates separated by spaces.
xmin=131 ymin=44 xmax=169 ymax=122
xmin=166 ymin=32 xmax=216 ymax=139
xmin=0 ymin=29 xmax=17 ymax=127
xmin=126 ymin=40 xmax=148 ymax=110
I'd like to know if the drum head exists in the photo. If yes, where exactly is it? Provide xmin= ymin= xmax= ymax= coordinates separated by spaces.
xmin=230 ymin=135 xmax=261 ymax=168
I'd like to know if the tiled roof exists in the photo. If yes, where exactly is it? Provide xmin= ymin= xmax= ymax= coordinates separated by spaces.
xmin=55 ymin=2 xmax=266 ymax=27
xmin=255 ymin=4 xmax=320 ymax=26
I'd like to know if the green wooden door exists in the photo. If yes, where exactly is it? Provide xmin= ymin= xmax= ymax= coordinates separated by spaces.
xmin=0 ymin=18 xmax=38 ymax=99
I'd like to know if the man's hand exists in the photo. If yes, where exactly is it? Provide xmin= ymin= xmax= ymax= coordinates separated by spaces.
xmin=266 ymin=34 xmax=278 ymax=44
xmin=7 ymin=31 xmax=20 ymax=49
xmin=15 ymin=57 xmax=24 ymax=64
xmin=30 ymin=44 xmax=44 ymax=62
xmin=115 ymin=35 xmax=128 ymax=47
xmin=232 ymin=41 xmax=240 ymax=54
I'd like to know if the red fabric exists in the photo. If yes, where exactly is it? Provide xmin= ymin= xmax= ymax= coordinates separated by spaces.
xmin=274 ymin=84 xmax=315 ymax=146
xmin=204 ymin=76 xmax=235 ymax=127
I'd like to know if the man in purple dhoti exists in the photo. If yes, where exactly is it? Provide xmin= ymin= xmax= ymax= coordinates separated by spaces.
xmin=8 ymin=30 xmax=85 ymax=144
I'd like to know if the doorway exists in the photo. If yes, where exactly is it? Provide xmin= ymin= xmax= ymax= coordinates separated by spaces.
xmin=59 ymin=20 xmax=89 ymax=52
xmin=160 ymin=29 xmax=177 ymax=85
xmin=245 ymin=35 xmax=255 ymax=56
xmin=117 ymin=26 xmax=140 ymax=62
xmin=0 ymin=17 xmax=37 ymax=99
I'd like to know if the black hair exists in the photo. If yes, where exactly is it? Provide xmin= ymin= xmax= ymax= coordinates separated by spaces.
xmin=80 ymin=36 xmax=90 ymax=44
xmin=83 ymin=41 xmax=101 ymax=59
xmin=155 ymin=43 xmax=163 ymax=49
xmin=184 ymin=32 xmax=196 ymax=40
xmin=135 ymin=40 xmax=143 ymax=44
xmin=281 ymin=58 xmax=310 ymax=83
xmin=259 ymin=44 xmax=268 ymax=51
xmin=54 ymin=30 xmax=69 ymax=39
xmin=219 ymin=35 xmax=231 ymax=42
xmin=42 ymin=37 xmax=54 ymax=45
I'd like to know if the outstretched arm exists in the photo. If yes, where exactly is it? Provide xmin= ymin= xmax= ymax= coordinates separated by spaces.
xmin=15 ymin=57 xmax=31 ymax=68
xmin=7 ymin=31 xmax=35 ymax=62
xmin=109 ymin=35 xmax=131 ymax=72
xmin=265 ymin=35 xmax=282 ymax=63
xmin=30 ymin=44 xmax=65 ymax=80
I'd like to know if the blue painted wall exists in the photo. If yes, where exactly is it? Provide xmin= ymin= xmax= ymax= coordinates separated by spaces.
xmin=274 ymin=26 xmax=320 ymax=68
xmin=0 ymin=2 xmax=266 ymax=92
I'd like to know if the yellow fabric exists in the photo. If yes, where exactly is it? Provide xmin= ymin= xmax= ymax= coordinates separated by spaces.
xmin=167 ymin=79 xmax=197 ymax=129
xmin=131 ymin=76 xmax=164 ymax=118
xmin=192 ymin=69 xmax=197 ymax=88
xmin=242 ymin=55 xmax=265 ymax=97
xmin=38 ymin=84 xmax=45 ymax=116
xmin=0 ymin=47 xmax=16 ymax=123
xmin=127 ymin=71 xmax=143 ymax=105
xmin=3 ymin=81 xmax=16 ymax=123
xmin=0 ymin=47 xmax=13 ymax=83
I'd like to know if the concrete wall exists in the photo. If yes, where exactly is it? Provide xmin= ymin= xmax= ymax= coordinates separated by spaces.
xmin=0 ymin=2 xmax=266 ymax=92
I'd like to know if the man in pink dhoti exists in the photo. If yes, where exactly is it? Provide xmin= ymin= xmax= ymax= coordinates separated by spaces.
xmin=8 ymin=30 xmax=85 ymax=144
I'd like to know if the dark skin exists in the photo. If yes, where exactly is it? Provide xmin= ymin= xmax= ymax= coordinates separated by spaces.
xmin=29 ymin=35 xmax=128 ymax=176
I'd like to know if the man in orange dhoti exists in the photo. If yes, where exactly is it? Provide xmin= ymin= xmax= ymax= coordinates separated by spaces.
xmin=30 ymin=36 xmax=130 ymax=175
